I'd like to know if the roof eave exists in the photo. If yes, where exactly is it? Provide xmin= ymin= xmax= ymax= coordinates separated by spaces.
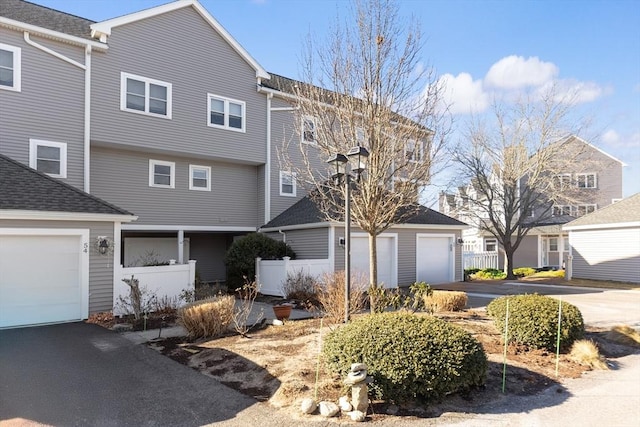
xmin=0 ymin=210 xmax=137 ymax=222
xmin=0 ymin=17 xmax=108 ymax=50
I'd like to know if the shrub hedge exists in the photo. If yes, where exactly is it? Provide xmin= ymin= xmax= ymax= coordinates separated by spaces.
xmin=487 ymin=294 xmax=584 ymax=351
xmin=178 ymin=295 xmax=235 ymax=339
xmin=323 ymin=312 xmax=487 ymax=403
xmin=424 ymin=290 xmax=468 ymax=312
xmin=513 ymin=267 xmax=536 ymax=278
xmin=223 ymin=233 xmax=296 ymax=288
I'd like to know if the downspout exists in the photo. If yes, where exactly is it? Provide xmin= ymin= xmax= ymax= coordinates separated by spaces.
xmin=278 ymin=229 xmax=286 ymax=243
xmin=23 ymin=32 xmax=91 ymax=192
xmin=265 ymin=92 xmax=273 ymax=224
xmin=84 ymin=45 xmax=91 ymax=192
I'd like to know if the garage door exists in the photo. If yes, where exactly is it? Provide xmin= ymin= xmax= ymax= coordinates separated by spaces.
xmin=0 ymin=230 xmax=88 ymax=328
xmin=351 ymin=234 xmax=396 ymax=288
xmin=416 ymin=234 xmax=454 ymax=284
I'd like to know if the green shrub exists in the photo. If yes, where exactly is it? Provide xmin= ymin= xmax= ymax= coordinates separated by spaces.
xmin=513 ymin=267 xmax=536 ymax=278
xmin=487 ymin=294 xmax=584 ymax=351
xmin=531 ymin=270 xmax=565 ymax=278
xmin=178 ymin=295 xmax=235 ymax=339
xmin=472 ymin=268 xmax=506 ymax=280
xmin=464 ymin=268 xmax=481 ymax=276
xmin=323 ymin=312 xmax=487 ymax=403
xmin=224 ymin=233 xmax=296 ymax=288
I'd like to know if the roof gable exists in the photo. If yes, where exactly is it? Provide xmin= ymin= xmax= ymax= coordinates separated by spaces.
xmin=0 ymin=154 xmax=134 ymax=217
xmin=90 ymin=0 xmax=269 ymax=79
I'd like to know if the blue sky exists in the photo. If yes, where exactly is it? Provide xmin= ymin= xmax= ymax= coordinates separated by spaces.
xmin=31 ymin=0 xmax=640 ymax=197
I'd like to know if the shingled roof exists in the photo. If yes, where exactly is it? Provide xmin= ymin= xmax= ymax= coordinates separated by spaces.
xmin=0 ymin=154 xmax=133 ymax=216
xmin=0 ymin=0 xmax=94 ymax=39
xmin=564 ymin=193 xmax=640 ymax=228
xmin=261 ymin=193 xmax=466 ymax=229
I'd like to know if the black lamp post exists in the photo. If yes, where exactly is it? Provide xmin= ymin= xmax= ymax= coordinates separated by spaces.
xmin=327 ymin=145 xmax=369 ymax=323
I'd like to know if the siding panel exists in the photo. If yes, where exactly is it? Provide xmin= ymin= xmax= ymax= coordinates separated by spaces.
xmin=571 ymin=227 xmax=640 ymax=283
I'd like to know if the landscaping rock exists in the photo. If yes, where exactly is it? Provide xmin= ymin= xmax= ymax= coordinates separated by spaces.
xmin=338 ymin=396 xmax=353 ymax=412
xmin=348 ymin=410 xmax=366 ymax=422
xmin=351 ymin=383 xmax=369 ymax=412
xmin=318 ymin=401 xmax=340 ymax=417
xmin=386 ymin=404 xmax=399 ymax=415
xmin=112 ymin=323 xmax=133 ymax=332
xmin=300 ymin=398 xmax=316 ymax=414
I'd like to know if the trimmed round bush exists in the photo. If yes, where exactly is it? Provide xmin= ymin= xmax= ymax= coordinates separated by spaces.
xmin=323 ymin=312 xmax=487 ymax=403
xmin=224 ymin=233 xmax=296 ymax=288
xmin=487 ymin=294 xmax=584 ymax=351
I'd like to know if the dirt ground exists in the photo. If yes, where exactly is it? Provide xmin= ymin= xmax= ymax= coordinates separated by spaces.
xmin=145 ymin=309 xmax=636 ymax=422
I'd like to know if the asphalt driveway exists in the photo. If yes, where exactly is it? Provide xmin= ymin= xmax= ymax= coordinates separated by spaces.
xmin=0 ymin=322 xmax=264 ymax=426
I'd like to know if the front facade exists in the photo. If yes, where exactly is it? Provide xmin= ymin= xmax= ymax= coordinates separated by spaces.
xmin=441 ymin=136 xmax=624 ymax=270
xmin=1 ymin=0 xmax=464 ymax=326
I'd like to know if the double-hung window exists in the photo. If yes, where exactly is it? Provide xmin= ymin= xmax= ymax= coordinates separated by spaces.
xmin=29 ymin=139 xmax=67 ymax=178
xmin=302 ymin=116 xmax=317 ymax=144
xmin=279 ymin=171 xmax=296 ymax=197
xmin=189 ymin=165 xmax=211 ymax=191
xmin=484 ymin=239 xmax=497 ymax=252
xmin=121 ymin=72 xmax=172 ymax=118
xmin=208 ymin=94 xmax=245 ymax=132
xmin=149 ymin=159 xmax=175 ymax=188
xmin=0 ymin=43 xmax=21 ymax=92
xmin=405 ymin=139 xmax=423 ymax=162
xmin=576 ymin=173 xmax=596 ymax=189
xmin=555 ymin=174 xmax=571 ymax=190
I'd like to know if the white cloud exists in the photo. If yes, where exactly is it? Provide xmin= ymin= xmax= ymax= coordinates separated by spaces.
xmin=484 ymin=55 xmax=558 ymax=89
xmin=602 ymin=129 xmax=640 ymax=148
xmin=438 ymin=72 xmax=489 ymax=114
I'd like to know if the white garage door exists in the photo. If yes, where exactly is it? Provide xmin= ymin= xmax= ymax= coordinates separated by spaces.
xmin=351 ymin=234 xmax=396 ymax=288
xmin=0 ymin=230 xmax=88 ymax=328
xmin=416 ymin=235 xmax=454 ymax=284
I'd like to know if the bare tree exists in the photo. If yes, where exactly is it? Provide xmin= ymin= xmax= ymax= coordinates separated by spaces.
xmin=453 ymin=86 xmax=595 ymax=279
xmin=281 ymin=0 xmax=450 ymax=287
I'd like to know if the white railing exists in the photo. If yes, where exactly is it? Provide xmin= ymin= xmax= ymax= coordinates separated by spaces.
xmin=113 ymin=260 xmax=196 ymax=315
xmin=463 ymin=251 xmax=498 ymax=270
xmin=256 ymin=256 xmax=332 ymax=297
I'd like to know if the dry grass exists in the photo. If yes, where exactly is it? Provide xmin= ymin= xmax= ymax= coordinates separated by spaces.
xmin=178 ymin=295 xmax=235 ymax=339
xmin=424 ymin=290 xmax=468 ymax=312
xmin=606 ymin=325 xmax=640 ymax=347
xmin=315 ymin=271 xmax=367 ymax=324
xmin=570 ymin=339 xmax=609 ymax=370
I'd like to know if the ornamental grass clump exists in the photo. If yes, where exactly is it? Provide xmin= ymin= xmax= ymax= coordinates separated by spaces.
xmin=178 ymin=295 xmax=235 ymax=339
xmin=424 ymin=290 xmax=467 ymax=312
xmin=487 ymin=294 xmax=584 ymax=351
xmin=322 ymin=312 xmax=487 ymax=403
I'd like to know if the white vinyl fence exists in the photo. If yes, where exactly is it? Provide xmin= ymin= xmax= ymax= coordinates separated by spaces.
xmin=463 ymin=251 xmax=499 ymax=270
xmin=256 ymin=256 xmax=332 ymax=297
xmin=113 ymin=260 xmax=196 ymax=315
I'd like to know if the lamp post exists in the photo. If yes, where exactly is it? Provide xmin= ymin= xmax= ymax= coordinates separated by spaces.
xmin=327 ymin=145 xmax=369 ymax=323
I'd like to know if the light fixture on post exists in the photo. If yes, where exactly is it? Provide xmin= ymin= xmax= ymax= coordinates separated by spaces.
xmin=327 ymin=145 xmax=369 ymax=323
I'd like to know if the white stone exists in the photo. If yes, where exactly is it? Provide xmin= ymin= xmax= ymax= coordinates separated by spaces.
xmin=351 ymin=383 xmax=369 ymax=413
xmin=318 ymin=401 xmax=340 ymax=417
xmin=348 ymin=411 xmax=366 ymax=422
xmin=300 ymin=398 xmax=316 ymax=414
xmin=350 ymin=363 xmax=367 ymax=372
xmin=338 ymin=396 xmax=353 ymax=412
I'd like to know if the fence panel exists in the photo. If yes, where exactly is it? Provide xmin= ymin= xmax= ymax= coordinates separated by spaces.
xmin=256 ymin=257 xmax=332 ymax=297
xmin=463 ymin=251 xmax=498 ymax=270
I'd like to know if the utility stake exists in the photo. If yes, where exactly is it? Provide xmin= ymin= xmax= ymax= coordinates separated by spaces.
xmin=502 ymin=298 xmax=510 ymax=394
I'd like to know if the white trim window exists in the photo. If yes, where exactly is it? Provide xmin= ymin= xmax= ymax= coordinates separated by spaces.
xmin=29 ymin=139 xmax=67 ymax=178
xmin=576 ymin=204 xmax=596 ymax=216
xmin=121 ymin=72 xmax=172 ymax=118
xmin=189 ymin=165 xmax=211 ymax=191
xmin=302 ymin=116 xmax=317 ymax=144
xmin=553 ymin=205 xmax=572 ymax=216
xmin=208 ymin=94 xmax=245 ymax=132
xmin=484 ymin=238 xmax=497 ymax=252
xmin=0 ymin=43 xmax=21 ymax=92
xmin=555 ymin=173 xmax=571 ymax=190
xmin=576 ymin=173 xmax=596 ymax=189
xmin=279 ymin=171 xmax=296 ymax=197
xmin=355 ymin=127 xmax=366 ymax=144
xmin=149 ymin=159 xmax=175 ymax=188
xmin=405 ymin=139 xmax=424 ymax=162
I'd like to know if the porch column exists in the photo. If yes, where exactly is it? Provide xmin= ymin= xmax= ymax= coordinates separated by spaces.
xmin=178 ymin=229 xmax=184 ymax=264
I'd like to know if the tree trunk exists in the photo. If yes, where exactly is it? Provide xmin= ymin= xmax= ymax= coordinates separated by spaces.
xmin=369 ymin=233 xmax=378 ymax=288
xmin=504 ymin=244 xmax=516 ymax=280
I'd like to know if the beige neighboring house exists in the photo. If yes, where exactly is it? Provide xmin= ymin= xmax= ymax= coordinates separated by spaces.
xmin=564 ymin=193 xmax=640 ymax=284
xmin=440 ymin=135 xmax=625 ymax=270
